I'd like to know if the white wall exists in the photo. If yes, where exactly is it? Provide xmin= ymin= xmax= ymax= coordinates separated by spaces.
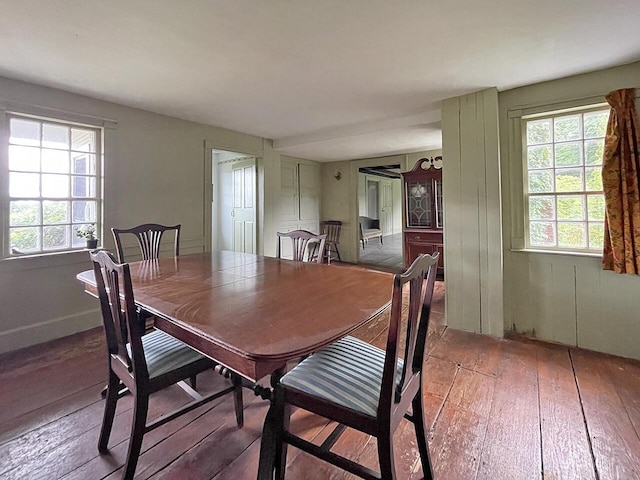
xmin=442 ymin=89 xmax=503 ymax=337
xmin=500 ymin=61 xmax=640 ymax=360
xmin=0 ymin=76 xmax=302 ymax=353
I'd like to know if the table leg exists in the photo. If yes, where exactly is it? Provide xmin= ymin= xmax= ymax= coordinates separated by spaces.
xmin=257 ymin=368 xmax=285 ymax=480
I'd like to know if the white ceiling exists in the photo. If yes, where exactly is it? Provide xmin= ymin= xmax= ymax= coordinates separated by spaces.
xmin=1 ymin=1 xmax=639 ymax=162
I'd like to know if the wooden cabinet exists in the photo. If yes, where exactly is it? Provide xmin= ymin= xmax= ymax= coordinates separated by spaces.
xmin=402 ymin=157 xmax=444 ymax=274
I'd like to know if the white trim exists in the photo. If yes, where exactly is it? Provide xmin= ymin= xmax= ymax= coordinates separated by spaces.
xmin=0 ymin=100 xmax=117 ymax=129
xmin=0 ymin=308 xmax=102 ymax=354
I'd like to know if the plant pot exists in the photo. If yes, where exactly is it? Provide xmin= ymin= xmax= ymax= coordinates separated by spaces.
xmin=86 ymin=239 xmax=98 ymax=249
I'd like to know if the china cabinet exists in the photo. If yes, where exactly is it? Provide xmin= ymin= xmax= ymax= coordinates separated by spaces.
xmin=402 ymin=157 xmax=444 ymax=274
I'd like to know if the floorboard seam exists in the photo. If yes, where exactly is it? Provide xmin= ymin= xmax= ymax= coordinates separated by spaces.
xmin=568 ymin=348 xmax=600 ymax=480
xmin=536 ymin=348 xmax=544 ymax=480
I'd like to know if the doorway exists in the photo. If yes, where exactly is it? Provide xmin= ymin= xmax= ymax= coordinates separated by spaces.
xmin=211 ymin=149 xmax=257 ymax=254
xmin=357 ymin=164 xmax=403 ymax=272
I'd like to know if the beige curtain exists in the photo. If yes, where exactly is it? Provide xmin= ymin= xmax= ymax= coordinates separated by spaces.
xmin=602 ymin=88 xmax=640 ymax=274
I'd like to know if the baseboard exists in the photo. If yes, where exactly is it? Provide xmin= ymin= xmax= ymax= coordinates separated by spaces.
xmin=0 ymin=309 xmax=102 ymax=354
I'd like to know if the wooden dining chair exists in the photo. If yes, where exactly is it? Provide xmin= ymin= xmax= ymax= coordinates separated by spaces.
xmin=111 ymin=223 xmax=181 ymax=263
xmin=320 ymin=220 xmax=342 ymax=263
xmin=91 ymin=250 xmax=244 ymax=480
xmin=265 ymin=252 xmax=439 ymax=480
xmin=276 ymin=230 xmax=327 ymax=264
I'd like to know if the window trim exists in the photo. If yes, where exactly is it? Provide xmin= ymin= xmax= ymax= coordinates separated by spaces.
xmin=520 ymin=104 xmax=608 ymax=255
xmin=1 ymin=111 xmax=104 ymax=259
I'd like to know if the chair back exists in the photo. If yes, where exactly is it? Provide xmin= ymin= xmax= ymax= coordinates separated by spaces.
xmin=379 ymin=253 xmax=439 ymax=418
xmin=111 ymin=223 xmax=180 ymax=263
xmin=91 ymin=250 xmax=149 ymax=381
xmin=276 ymin=230 xmax=327 ymax=263
xmin=320 ymin=221 xmax=342 ymax=244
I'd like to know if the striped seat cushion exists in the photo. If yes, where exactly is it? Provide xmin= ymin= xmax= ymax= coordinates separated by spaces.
xmin=280 ymin=336 xmax=402 ymax=418
xmin=127 ymin=330 xmax=209 ymax=379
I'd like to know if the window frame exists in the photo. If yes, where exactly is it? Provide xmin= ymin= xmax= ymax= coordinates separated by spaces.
xmin=521 ymin=104 xmax=608 ymax=255
xmin=1 ymin=111 xmax=104 ymax=259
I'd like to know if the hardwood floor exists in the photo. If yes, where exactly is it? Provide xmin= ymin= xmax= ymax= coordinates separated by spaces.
xmin=2 ymin=281 xmax=640 ymax=479
xmin=358 ymin=233 xmax=404 ymax=272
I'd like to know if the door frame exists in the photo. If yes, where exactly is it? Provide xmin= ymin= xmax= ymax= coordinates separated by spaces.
xmin=203 ymin=140 xmax=262 ymax=254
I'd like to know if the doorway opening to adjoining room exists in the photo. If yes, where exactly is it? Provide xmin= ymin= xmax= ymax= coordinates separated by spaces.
xmin=357 ymin=164 xmax=403 ymax=272
xmin=210 ymin=149 xmax=257 ymax=254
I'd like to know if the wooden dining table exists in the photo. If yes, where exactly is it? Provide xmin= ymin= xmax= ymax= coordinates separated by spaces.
xmin=76 ymin=251 xmax=393 ymax=479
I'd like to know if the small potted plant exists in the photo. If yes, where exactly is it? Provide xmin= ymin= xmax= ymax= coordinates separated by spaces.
xmin=77 ymin=223 xmax=98 ymax=249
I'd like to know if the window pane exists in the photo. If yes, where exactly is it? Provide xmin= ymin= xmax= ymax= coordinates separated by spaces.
xmin=72 ymin=153 xmax=96 ymax=175
xmin=530 ymin=222 xmax=556 ymax=247
xmin=71 ymin=128 xmax=97 ymax=153
xmin=72 ymin=225 xmax=86 ymax=247
xmin=10 ymin=227 xmax=40 ymax=252
xmin=585 ymin=139 xmax=604 ymax=165
xmin=10 ymin=118 xmax=40 ymax=146
xmin=527 ymin=119 xmax=551 ymax=145
xmin=555 ymin=168 xmax=583 ymax=192
xmin=42 ymin=149 xmax=69 ymax=173
xmin=588 ymin=195 xmax=605 ymax=221
xmin=589 ymin=223 xmax=604 ymax=250
xmin=529 ymin=196 xmax=555 ymax=220
xmin=583 ymin=111 xmax=608 ymax=139
xmin=10 ymin=172 xmax=40 ymax=197
xmin=557 ymin=195 xmax=585 ymax=220
xmin=558 ymin=222 xmax=586 ymax=248
xmin=9 ymin=145 xmax=40 ymax=171
xmin=72 ymin=201 xmax=96 ymax=222
xmin=554 ymin=142 xmax=582 ymax=167
xmin=43 ymin=225 xmax=70 ymax=250
xmin=527 ymin=145 xmax=552 ymax=169
xmin=42 ymin=174 xmax=69 ymax=198
xmin=42 ymin=123 xmax=69 ymax=149
xmin=43 ymin=200 xmax=70 ymax=224
xmin=528 ymin=170 xmax=554 ymax=193
xmin=72 ymin=176 xmax=96 ymax=197
xmin=585 ymin=167 xmax=603 ymax=191
xmin=10 ymin=201 xmax=40 ymax=226
xmin=554 ymin=115 xmax=581 ymax=142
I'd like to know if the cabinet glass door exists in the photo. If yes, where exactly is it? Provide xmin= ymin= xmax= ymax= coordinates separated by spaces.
xmin=407 ymin=180 xmax=433 ymax=228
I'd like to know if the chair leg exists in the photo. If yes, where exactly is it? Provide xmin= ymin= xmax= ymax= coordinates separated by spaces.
xmin=335 ymin=245 xmax=342 ymax=262
xmin=123 ymin=393 xmax=149 ymax=480
xmin=377 ymin=429 xmax=396 ymax=480
xmin=98 ymin=369 xmax=120 ymax=453
xmin=232 ymin=373 xmax=244 ymax=428
xmin=189 ymin=374 xmax=197 ymax=391
xmin=412 ymin=386 xmax=434 ymax=480
xmin=274 ymin=386 xmax=291 ymax=480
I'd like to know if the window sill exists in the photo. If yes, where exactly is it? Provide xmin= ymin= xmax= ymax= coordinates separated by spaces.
xmin=510 ymin=247 xmax=602 ymax=259
xmin=0 ymin=249 xmax=95 ymax=274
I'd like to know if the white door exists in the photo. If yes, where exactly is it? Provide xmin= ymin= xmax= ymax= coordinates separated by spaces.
xmin=231 ymin=159 xmax=256 ymax=254
xmin=380 ymin=180 xmax=393 ymax=237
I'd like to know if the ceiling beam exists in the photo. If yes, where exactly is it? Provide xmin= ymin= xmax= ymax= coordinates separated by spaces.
xmin=273 ymin=108 xmax=441 ymax=150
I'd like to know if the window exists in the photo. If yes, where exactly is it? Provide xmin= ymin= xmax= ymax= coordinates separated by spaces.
xmin=7 ymin=115 xmax=101 ymax=255
xmin=524 ymin=107 xmax=608 ymax=253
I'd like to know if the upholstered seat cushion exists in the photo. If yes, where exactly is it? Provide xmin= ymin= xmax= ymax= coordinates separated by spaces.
xmin=280 ymin=335 xmax=402 ymax=418
xmin=128 ymin=330 xmax=210 ymax=379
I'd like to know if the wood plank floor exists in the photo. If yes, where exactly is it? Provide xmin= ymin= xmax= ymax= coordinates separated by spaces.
xmin=2 ymin=281 xmax=640 ymax=479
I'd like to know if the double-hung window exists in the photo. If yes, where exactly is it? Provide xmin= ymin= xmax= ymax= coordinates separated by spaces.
xmin=524 ymin=107 xmax=609 ymax=253
xmin=6 ymin=115 xmax=101 ymax=255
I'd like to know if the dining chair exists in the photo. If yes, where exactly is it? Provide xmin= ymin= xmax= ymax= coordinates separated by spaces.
xmin=265 ymin=252 xmax=439 ymax=480
xmin=320 ymin=220 xmax=342 ymax=264
xmin=91 ymin=250 xmax=244 ymax=480
xmin=111 ymin=223 xmax=181 ymax=263
xmin=276 ymin=230 xmax=327 ymax=264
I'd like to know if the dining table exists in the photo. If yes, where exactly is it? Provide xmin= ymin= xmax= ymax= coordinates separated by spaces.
xmin=77 ymin=250 xmax=393 ymax=479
